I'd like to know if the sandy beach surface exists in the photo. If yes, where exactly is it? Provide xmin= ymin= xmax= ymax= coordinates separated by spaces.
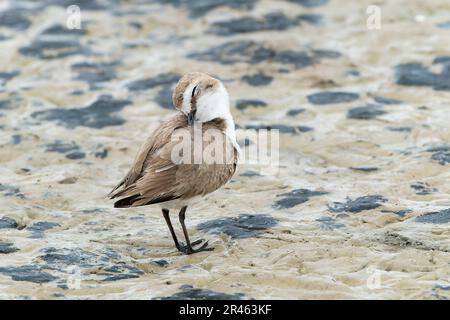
xmin=0 ymin=0 xmax=449 ymax=299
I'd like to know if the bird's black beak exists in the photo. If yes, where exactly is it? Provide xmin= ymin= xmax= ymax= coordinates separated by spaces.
xmin=187 ymin=111 xmax=195 ymax=126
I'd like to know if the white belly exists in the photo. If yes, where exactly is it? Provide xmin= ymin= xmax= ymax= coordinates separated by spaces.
xmin=156 ymin=196 xmax=203 ymax=211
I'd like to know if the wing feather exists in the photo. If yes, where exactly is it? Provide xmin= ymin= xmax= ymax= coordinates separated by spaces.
xmin=110 ymin=116 xmax=238 ymax=208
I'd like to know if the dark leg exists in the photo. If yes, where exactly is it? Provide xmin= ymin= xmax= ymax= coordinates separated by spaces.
xmin=178 ymin=206 xmax=213 ymax=254
xmin=162 ymin=208 xmax=181 ymax=251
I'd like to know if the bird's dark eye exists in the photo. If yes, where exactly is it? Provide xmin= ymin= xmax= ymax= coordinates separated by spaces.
xmin=191 ymin=85 xmax=198 ymax=98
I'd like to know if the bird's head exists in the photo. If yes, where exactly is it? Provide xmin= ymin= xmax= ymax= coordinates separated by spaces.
xmin=172 ymin=72 xmax=230 ymax=125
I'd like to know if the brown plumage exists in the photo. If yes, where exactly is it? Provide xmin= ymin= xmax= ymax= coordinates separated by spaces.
xmin=109 ymin=115 xmax=237 ymax=208
xmin=108 ymin=72 xmax=239 ymax=254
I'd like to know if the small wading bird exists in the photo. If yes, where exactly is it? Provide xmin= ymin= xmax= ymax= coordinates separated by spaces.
xmin=109 ymin=72 xmax=239 ymax=254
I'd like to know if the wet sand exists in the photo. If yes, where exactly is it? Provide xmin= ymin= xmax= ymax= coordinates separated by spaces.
xmin=0 ymin=0 xmax=449 ymax=299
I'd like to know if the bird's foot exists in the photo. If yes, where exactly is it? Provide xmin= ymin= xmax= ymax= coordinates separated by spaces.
xmin=177 ymin=239 xmax=214 ymax=255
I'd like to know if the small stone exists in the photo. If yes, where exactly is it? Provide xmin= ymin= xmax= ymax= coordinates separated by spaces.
xmin=307 ymin=91 xmax=359 ymax=105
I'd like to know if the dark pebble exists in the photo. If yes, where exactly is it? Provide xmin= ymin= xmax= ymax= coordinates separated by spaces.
xmin=437 ymin=21 xmax=450 ymax=29
xmin=0 ymin=265 xmax=58 ymax=283
xmin=160 ymin=288 xmax=245 ymax=300
xmin=0 ymin=184 xmax=23 ymax=198
xmin=94 ymin=148 xmax=108 ymax=159
xmin=41 ymin=24 xmax=85 ymax=36
xmin=209 ymin=12 xmax=299 ymax=36
xmin=288 ymin=0 xmax=329 ymax=7
xmin=197 ymin=214 xmax=277 ymax=239
xmin=127 ymin=73 xmax=180 ymax=91
xmin=410 ymin=182 xmax=437 ymax=195
xmin=431 ymin=151 xmax=450 ymax=165
xmin=236 ymin=99 xmax=267 ymax=110
xmin=0 ymin=100 xmax=11 ymax=109
xmin=45 ymin=140 xmax=80 ymax=154
xmin=156 ymin=0 xmax=257 ymax=18
xmin=297 ymin=14 xmax=323 ymax=25
xmin=0 ymin=243 xmax=19 ymax=254
xmin=316 ymin=216 xmax=345 ymax=231
xmin=41 ymin=247 xmax=108 ymax=270
xmin=245 ymin=124 xmax=313 ymax=134
xmin=153 ymin=260 xmax=169 ymax=267
xmin=426 ymin=145 xmax=450 ymax=165
xmin=387 ymin=126 xmax=412 ymax=133
xmin=19 ymin=38 xmax=88 ymax=60
xmin=71 ymin=61 xmax=118 ymax=88
xmin=0 ymin=217 xmax=18 ymax=229
xmin=274 ymin=189 xmax=328 ymax=209
xmin=154 ymin=85 xmax=174 ymax=109
xmin=28 ymin=221 xmax=60 ymax=239
xmin=347 ymin=104 xmax=386 ymax=120
xmin=240 ymin=171 xmax=261 ymax=177
xmin=373 ymin=96 xmax=402 ymax=105
xmin=329 ymin=195 xmax=387 ymax=213
xmin=286 ymin=108 xmax=305 ymax=116
xmin=0 ymin=8 xmax=31 ymax=30
xmin=241 ymin=73 xmax=273 ymax=86
xmin=102 ymin=274 xmax=140 ymax=282
xmin=32 ymin=95 xmax=131 ymax=129
xmin=10 ymin=134 xmax=22 ymax=145
xmin=238 ymin=138 xmax=253 ymax=147
xmin=65 ymin=151 xmax=86 ymax=160
xmin=381 ymin=209 xmax=412 ymax=218
xmin=350 ymin=167 xmax=378 ymax=172
xmin=45 ymin=0 xmax=108 ymax=10
xmin=188 ymin=40 xmax=340 ymax=68
xmin=0 ymin=70 xmax=20 ymax=82
xmin=307 ymin=91 xmax=359 ymax=105
xmin=396 ymin=59 xmax=450 ymax=91
xmin=415 ymin=208 xmax=450 ymax=224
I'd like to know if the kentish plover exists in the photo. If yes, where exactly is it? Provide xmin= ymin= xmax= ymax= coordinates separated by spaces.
xmin=109 ymin=72 xmax=239 ymax=254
